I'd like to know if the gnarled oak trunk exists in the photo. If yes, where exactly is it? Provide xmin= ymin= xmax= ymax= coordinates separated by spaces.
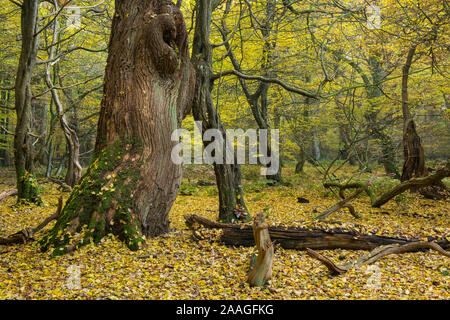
xmin=40 ymin=0 xmax=194 ymax=255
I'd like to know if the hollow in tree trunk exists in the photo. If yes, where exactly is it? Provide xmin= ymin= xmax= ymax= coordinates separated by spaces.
xmin=40 ymin=0 xmax=195 ymax=256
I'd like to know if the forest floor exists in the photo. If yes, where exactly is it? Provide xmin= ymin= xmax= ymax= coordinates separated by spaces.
xmin=0 ymin=164 xmax=449 ymax=300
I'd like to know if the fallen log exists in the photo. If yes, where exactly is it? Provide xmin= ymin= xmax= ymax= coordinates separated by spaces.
xmin=372 ymin=162 xmax=449 ymax=208
xmin=306 ymin=241 xmax=450 ymax=275
xmin=0 ymin=189 xmax=18 ymax=202
xmin=184 ymin=214 xmax=450 ymax=251
xmin=323 ymin=182 xmax=376 ymax=202
xmin=0 ymin=197 xmax=62 ymax=245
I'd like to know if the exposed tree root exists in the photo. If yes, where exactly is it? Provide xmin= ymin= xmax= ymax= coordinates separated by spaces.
xmin=183 ymin=214 xmax=450 ymax=251
xmin=0 ymin=197 xmax=62 ymax=245
xmin=306 ymin=241 xmax=450 ymax=276
xmin=0 ymin=189 xmax=18 ymax=202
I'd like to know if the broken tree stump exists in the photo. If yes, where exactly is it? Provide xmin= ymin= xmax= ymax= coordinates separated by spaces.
xmin=247 ymin=213 xmax=274 ymax=287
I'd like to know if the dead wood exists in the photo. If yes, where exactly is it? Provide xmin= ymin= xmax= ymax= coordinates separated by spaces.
xmin=372 ymin=162 xmax=450 ymax=208
xmin=247 ymin=213 xmax=274 ymax=287
xmin=0 ymin=197 xmax=62 ymax=245
xmin=46 ymin=177 xmax=72 ymax=192
xmin=0 ymin=189 xmax=18 ymax=202
xmin=306 ymin=241 xmax=450 ymax=276
xmin=183 ymin=214 xmax=450 ymax=251
xmin=316 ymin=175 xmax=382 ymax=220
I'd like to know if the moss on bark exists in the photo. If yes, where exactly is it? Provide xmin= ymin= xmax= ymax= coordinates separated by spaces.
xmin=39 ymin=140 xmax=146 ymax=257
xmin=16 ymin=168 xmax=42 ymax=205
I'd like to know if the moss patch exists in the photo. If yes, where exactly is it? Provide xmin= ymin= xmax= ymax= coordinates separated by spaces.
xmin=39 ymin=139 xmax=146 ymax=256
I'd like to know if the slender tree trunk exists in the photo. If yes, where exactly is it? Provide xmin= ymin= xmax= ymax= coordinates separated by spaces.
xmin=346 ymin=54 xmax=398 ymax=175
xmin=312 ymin=131 xmax=321 ymax=161
xmin=376 ymin=130 xmax=400 ymax=178
xmin=400 ymin=46 xmax=425 ymax=182
xmin=218 ymin=0 xmax=281 ymax=183
xmin=40 ymin=0 xmax=195 ymax=255
xmin=367 ymin=55 xmax=399 ymax=176
xmin=0 ymin=86 xmax=13 ymax=167
xmin=338 ymin=124 xmax=357 ymax=166
xmin=45 ymin=137 xmax=54 ymax=177
xmin=295 ymin=148 xmax=305 ymax=173
xmin=191 ymin=0 xmax=248 ymax=223
xmin=44 ymin=7 xmax=82 ymax=187
xmin=14 ymin=0 xmax=41 ymax=204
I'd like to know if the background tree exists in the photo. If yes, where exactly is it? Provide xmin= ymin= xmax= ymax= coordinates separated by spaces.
xmin=13 ymin=0 xmax=42 ymax=203
xmin=191 ymin=0 xmax=248 ymax=223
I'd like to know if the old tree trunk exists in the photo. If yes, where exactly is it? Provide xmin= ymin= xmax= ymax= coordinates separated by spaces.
xmin=40 ymin=0 xmax=194 ymax=255
xmin=14 ymin=0 xmax=42 ymax=204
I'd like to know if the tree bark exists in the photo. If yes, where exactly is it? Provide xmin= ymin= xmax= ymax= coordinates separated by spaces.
xmin=14 ymin=0 xmax=41 ymax=204
xmin=295 ymin=149 xmax=306 ymax=173
xmin=247 ymin=213 xmax=273 ymax=287
xmin=40 ymin=0 xmax=195 ymax=256
xmin=401 ymin=119 xmax=425 ymax=182
xmin=0 ymin=86 xmax=13 ymax=167
xmin=218 ymin=1 xmax=282 ymax=183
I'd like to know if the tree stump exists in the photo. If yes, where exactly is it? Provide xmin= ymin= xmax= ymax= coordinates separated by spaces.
xmin=247 ymin=213 xmax=274 ymax=287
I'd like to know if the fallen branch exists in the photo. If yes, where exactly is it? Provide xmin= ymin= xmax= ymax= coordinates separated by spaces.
xmin=316 ymin=175 xmax=382 ymax=220
xmin=46 ymin=177 xmax=72 ymax=192
xmin=0 ymin=197 xmax=62 ymax=245
xmin=372 ymin=162 xmax=450 ymax=208
xmin=306 ymin=241 xmax=450 ymax=275
xmin=323 ymin=182 xmax=376 ymax=203
xmin=0 ymin=189 xmax=18 ymax=202
xmin=247 ymin=213 xmax=273 ymax=287
xmin=184 ymin=214 xmax=450 ymax=251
